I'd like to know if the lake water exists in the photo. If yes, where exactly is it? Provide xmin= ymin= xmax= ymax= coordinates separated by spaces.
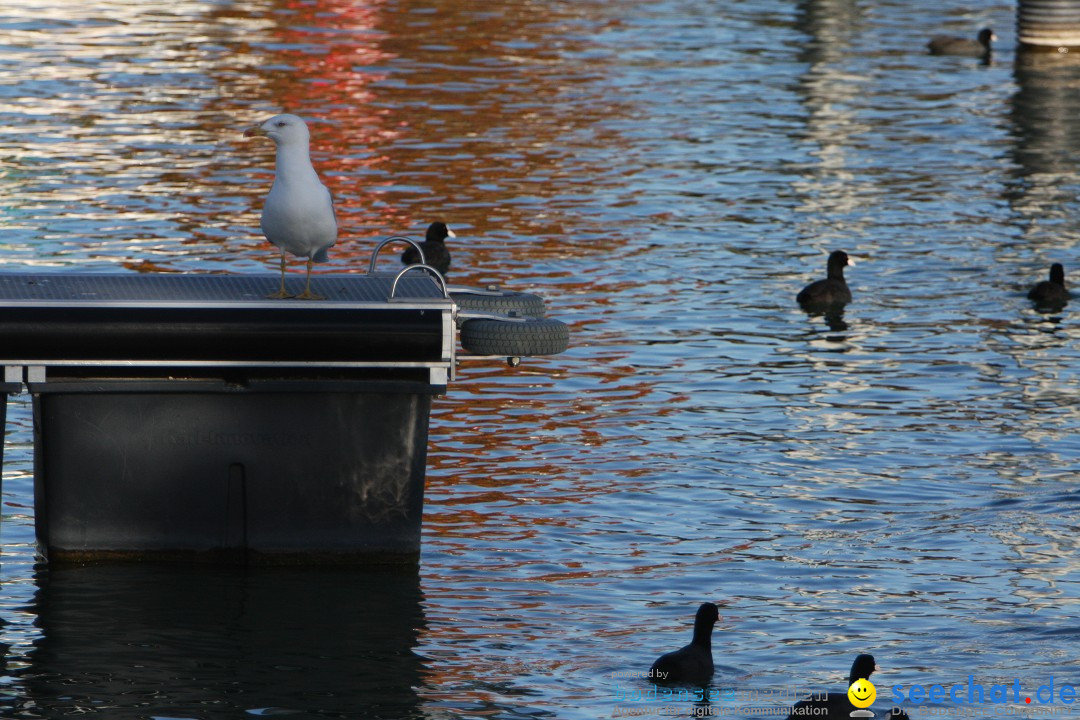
xmin=1 ymin=0 xmax=1079 ymax=718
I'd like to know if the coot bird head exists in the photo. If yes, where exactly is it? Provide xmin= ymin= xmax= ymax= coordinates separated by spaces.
xmin=691 ymin=602 xmax=720 ymax=645
xmin=426 ymin=221 xmax=455 ymax=244
xmin=848 ymin=653 xmax=878 ymax=685
xmin=826 ymin=251 xmax=852 ymax=279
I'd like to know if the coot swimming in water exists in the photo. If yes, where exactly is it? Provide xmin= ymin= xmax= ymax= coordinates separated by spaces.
xmin=402 ymin=221 xmax=455 ymax=275
xmin=1028 ymin=263 xmax=1068 ymax=307
xmin=788 ymin=654 xmax=878 ymax=720
xmin=928 ymin=28 xmax=996 ymax=56
xmin=649 ymin=602 xmax=719 ymax=686
xmin=797 ymin=251 xmax=854 ymax=309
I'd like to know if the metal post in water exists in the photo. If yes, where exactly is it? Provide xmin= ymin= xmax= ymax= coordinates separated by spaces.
xmin=1017 ymin=0 xmax=1080 ymax=51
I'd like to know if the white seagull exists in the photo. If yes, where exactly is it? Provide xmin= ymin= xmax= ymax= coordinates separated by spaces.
xmin=244 ymin=114 xmax=337 ymax=300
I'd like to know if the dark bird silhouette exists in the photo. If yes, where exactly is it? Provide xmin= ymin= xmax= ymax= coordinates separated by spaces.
xmin=402 ymin=221 xmax=455 ymax=275
xmin=649 ymin=602 xmax=719 ymax=686
xmin=797 ymin=251 xmax=854 ymax=309
xmin=1028 ymin=263 xmax=1068 ymax=308
xmin=788 ymin=654 xmax=880 ymax=720
xmin=928 ymin=28 xmax=996 ymax=56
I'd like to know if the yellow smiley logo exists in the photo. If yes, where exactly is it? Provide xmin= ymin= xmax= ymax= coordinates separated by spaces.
xmin=848 ymin=679 xmax=876 ymax=708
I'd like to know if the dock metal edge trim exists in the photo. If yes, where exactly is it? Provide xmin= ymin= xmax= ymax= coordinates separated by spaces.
xmin=0 ymin=299 xmax=454 ymax=310
xmin=1 ymin=360 xmax=453 ymax=368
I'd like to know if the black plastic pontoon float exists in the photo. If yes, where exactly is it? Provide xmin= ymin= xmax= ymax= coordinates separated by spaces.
xmin=0 ymin=243 xmax=568 ymax=564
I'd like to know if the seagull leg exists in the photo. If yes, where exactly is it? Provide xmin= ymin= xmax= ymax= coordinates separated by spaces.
xmin=295 ymin=258 xmax=325 ymax=300
xmin=266 ymin=251 xmax=293 ymax=299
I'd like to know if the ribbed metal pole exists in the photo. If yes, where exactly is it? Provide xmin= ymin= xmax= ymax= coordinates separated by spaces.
xmin=1018 ymin=0 xmax=1080 ymax=50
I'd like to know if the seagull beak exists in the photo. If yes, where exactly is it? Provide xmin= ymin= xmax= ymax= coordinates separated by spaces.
xmin=244 ymin=125 xmax=268 ymax=138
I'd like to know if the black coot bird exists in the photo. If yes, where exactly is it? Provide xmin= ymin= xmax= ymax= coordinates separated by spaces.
xmin=928 ymin=28 xmax=996 ymax=56
xmin=402 ymin=221 xmax=455 ymax=275
xmin=788 ymin=654 xmax=879 ymax=720
xmin=649 ymin=602 xmax=719 ymax=686
xmin=1028 ymin=263 xmax=1068 ymax=307
xmin=797 ymin=251 xmax=854 ymax=309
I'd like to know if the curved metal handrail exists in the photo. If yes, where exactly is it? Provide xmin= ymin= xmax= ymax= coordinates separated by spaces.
xmin=368 ymin=235 xmax=426 ymax=274
xmin=389 ymin=264 xmax=450 ymax=300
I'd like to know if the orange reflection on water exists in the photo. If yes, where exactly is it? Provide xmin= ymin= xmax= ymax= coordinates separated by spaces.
xmin=238 ymin=0 xmax=626 ymax=269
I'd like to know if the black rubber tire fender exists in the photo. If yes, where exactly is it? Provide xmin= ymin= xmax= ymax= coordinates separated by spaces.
xmin=460 ymin=317 xmax=570 ymax=356
xmin=450 ymin=289 xmax=547 ymax=318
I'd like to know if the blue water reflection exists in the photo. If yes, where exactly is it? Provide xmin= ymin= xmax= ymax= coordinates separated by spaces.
xmin=0 ymin=0 xmax=1078 ymax=718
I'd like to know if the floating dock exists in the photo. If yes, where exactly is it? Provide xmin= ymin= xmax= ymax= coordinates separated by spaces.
xmin=0 ymin=271 xmax=457 ymax=563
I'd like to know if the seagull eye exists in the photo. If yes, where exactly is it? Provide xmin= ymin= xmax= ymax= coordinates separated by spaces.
xmin=276 ymin=121 xmax=287 ymax=127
